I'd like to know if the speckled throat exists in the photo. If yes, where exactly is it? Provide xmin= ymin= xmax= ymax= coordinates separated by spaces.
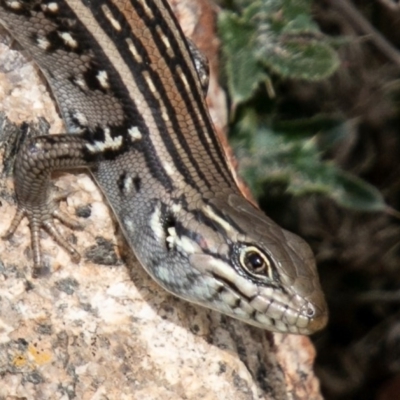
xmin=0 ymin=0 xmax=328 ymax=334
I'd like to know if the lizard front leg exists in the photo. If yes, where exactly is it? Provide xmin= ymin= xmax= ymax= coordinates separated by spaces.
xmin=3 ymin=132 xmax=95 ymax=276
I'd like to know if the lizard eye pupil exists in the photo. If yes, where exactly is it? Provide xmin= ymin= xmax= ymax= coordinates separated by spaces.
xmin=239 ymin=246 xmax=273 ymax=279
xmin=245 ymin=252 xmax=264 ymax=272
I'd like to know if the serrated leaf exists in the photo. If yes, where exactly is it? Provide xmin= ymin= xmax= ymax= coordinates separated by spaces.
xmin=230 ymin=111 xmax=387 ymax=212
xmin=260 ymin=38 xmax=340 ymax=81
xmin=218 ymin=0 xmax=340 ymax=99
xmin=219 ymin=11 xmax=270 ymax=104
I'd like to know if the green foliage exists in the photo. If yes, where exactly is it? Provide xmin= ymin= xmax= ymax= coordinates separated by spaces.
xmin=231 ymin=110 xmax=386 ymax=211
xmin=219 ymin=0 xmax=340 ymax=105
xmin=218 ymin=0 xmax=387 ymax=212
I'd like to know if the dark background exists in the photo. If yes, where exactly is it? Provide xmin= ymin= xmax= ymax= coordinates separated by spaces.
xmin=276 ymin=1 xmax=400 ymax=399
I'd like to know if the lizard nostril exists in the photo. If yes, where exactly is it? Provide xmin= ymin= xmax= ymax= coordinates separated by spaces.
xmin=303 ymin=302 xmax=329 ymax=333
xmin=306 ymin=305 xmax=316 ymax=318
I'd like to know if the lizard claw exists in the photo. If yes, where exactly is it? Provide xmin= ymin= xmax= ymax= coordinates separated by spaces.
xmin=3 ymin=200 xmax=82 ymax=275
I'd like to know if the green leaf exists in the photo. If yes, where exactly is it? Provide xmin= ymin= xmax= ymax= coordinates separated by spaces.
xmin=218 ymin=0 xmax=340 ymax=106
xmin=260 ymin=38 xmax=340 ymax=81
xmin=230 ymin=110 xmax=387 ymax=212
xmin=219 ymin=11 xmax=270 ymax=105
xmin=220 ymin=0 xmax=383 ymax=213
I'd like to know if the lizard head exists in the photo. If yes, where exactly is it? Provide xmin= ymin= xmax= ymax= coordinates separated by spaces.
xmin=155 ymin=192 xmax=328 ymax=335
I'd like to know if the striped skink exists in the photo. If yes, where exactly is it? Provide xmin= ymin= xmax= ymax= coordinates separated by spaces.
xmin=0 ymin=0 xmax=328 ymax=334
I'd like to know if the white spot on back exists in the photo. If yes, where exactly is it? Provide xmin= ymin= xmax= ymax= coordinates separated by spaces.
xmin=171 ymin=203 xmax=182 ymax=214
xmin=163 ymin=161 xmax=175 ymax=176
xmin=161 ymin=108 xmax=170 ymax=122
xmin=73 ymin=111 xmax=88 ymax=127
xmin=96 ymin=70 xmax=109 ymax=89
xmin=166 ymin=227 xmax=177 ymax=249
xmin=126 ymin=38 xmax=143 ymax=63
xmin=144 ymin=72 xmax=157 ymax=94
xmin=48 ymin=2 xmax=59 ymax=12
xmin=74 ymin=76 xmax=88 ymax=90
xmin=122 ymin=175 xmax=133 ymax=194
xmin=7 ymin=1 xmax=21 ymax=10
xmin=150 ymin=204 xmax=164 ymax=241
xmin=179 ymin=70 xmax=190 ymax=91
xmin=58 ymin=31 xmax=78 ymax=48
xmin=157 ymin=27 xmax=171 ymax=49
xmin=140 ymin=0 xmax=154 ymax=18
xmin=42 ymin=2 xmax=59 ymax=12
xmin=128 ymin=126 xmax=142 ymax=141
xmin=156 ymin=26 xmax=174 ymax=58
xmin=37 ymin=36 xmax=51 ymax=50
xmin=85 ymin=128 xmax=123 ymax=153
xmin=101 ymin=4 xmax=122 ymax=31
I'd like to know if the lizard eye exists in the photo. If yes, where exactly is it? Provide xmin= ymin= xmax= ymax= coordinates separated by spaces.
xmin=239 ymin=246 xmax=273 ymax=279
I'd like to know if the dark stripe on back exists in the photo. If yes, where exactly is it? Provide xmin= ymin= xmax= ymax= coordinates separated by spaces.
xmin=69 ymin=1 xmax=175 ymax=190
xmin=89 ymin=0 xmax=210 ymax=194
xmin=1 ymin=0 xmax=174 ymax=191
xmin=142 ymin=0 xmax=236 ymax=187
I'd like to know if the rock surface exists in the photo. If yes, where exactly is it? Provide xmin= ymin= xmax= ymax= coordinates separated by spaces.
xmin=0 ymin=1 xmax=323 ymax=399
